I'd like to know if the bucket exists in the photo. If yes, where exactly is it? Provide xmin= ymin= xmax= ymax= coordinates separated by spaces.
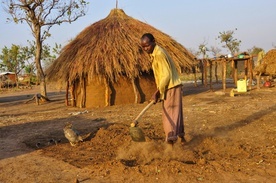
xmin=237 ymin=79 xmax=247 ymax=92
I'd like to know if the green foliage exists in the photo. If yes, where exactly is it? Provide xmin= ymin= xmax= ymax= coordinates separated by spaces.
xmin=0 ymin=42 xmax=62 ymax=75
xmin=42 ymin=43 xmax=62 ymax=70
xmin=29 ymin=74 xmax=38 ymax=85
xmin=22 ymin=40 xmax=62 ymax=72
xmin=0 ymin=44 xmax=26 ymax=74
xmin=24 ymin=64 xmax=34 ymax=74
xmin=248 ymin=46 xmax=264 ymax=56
xmin=218 ymin=29 xmax=241 ymax=55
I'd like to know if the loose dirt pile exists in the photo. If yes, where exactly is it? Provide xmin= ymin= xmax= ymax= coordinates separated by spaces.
xmin=0 ymin=83 xmax=275 ymax=183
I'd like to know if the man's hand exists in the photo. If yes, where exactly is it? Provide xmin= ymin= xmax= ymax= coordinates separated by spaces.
xmin=151 ymin=90 xmax=160 ymax=104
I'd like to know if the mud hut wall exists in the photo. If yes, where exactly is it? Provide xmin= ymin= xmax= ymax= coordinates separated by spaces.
xmin=74 ymin=81 xmax=83 ymax=108
xmin=82 ymin=74 xmax=156 ymax=108
xmin=133 ymin=74 xmax=157 ymax=103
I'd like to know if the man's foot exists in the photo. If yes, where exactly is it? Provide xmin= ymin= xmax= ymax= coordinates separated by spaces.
xmin=167 ymin=140 xmax=175 ymax=145
xmin=180 ymin=137 xmax=186 ymax=143
xmin=177 ymin=136 xmax=186 ymax=145
xmin=164 ymin=140 xmax=174 ymax=150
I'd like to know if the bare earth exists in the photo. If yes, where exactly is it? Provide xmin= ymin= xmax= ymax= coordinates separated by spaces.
xmin=0 ymin=82 xmax=275 ymax=183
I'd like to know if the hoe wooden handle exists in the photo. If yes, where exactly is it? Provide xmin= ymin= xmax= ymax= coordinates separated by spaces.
xmin=133 ymin=100 xmax=155 ymax=125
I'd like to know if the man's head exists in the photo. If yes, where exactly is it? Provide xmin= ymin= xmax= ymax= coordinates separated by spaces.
xmin=140 ymin=33 xmax=156 ymax=54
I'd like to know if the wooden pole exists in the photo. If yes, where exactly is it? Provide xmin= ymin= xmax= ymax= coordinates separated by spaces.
xmin=257 ymin=73 xmax=261 ymax=89
xmin=83 ymin=77 xmax=86 ymax=107
xmin=223 ymin=59 xmax=227 ymax=91
xmin=193 ymin=65 xmax=198 ymax=87
xmin=231 ymin=59 xmax=235 ymax=83
xmin=79 ymin=76 xmax=86 ymax=108
xmin=215 ymin=61 xmax=218 ymax=84
xmin=80 ymin=79 xmax=83 ymax=108
xmin=131 ymin=77 xmax=139 ymax=104
xmin=204 ymin=59 xmax=208 ymax=87
xmin=201 ymin=60 xmax=204 ymax=85
xmin=65 ymin=81 xmax=69 ymax=106
xmin=244 ymin=58 xmax=248 ymax=82
xmin=248 ymin=56 xmax=253 ymax=90
xmin=234 ymin=60 xmax=238 ymax=86
xmin=70 ymin=82 xmax=76 ymax=107
xmin=104 ymin=77 xmax=110 ymax=106
xmin=209 ymin=60 xmax=213 ymax=90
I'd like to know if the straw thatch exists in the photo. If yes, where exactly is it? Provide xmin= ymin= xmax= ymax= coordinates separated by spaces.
xmin=46 ymin=9 xmax=196 ymax=108
xmin=254 ymin=49 xmax=276 ymax=88
xmin=47 ymin=9 xmax=195 ymax=83
xmin=254 ymin=49 xmax=276 ymax=75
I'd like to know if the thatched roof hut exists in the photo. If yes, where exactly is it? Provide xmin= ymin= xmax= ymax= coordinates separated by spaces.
xmin=254 ymin=49 xmax=276 ymax=74
xmin=254 ymin=49 xmax=276 ymax=88
xmin=46 ymin=9 xmax=196 ymax=108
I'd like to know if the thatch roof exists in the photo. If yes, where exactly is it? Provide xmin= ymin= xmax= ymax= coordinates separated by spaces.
xmin=46 ymin=9 xmax=196 ymax=83
xmin=254 ymin=49 xmax=276 ymax=74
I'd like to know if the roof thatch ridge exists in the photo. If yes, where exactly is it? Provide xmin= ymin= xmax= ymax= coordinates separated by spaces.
xmin=46 ymin=8 xmax=196 ymax=84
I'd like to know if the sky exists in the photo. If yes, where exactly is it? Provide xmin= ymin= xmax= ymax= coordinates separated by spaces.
xmin=0 ymin=0 xmax=275 ymax=57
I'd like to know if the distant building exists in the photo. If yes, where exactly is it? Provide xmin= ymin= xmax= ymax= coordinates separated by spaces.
xmin=0 ymin=72 xmax=16 ymax=87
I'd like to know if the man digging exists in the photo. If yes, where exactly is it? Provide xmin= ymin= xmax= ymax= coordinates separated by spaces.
xmin=140 ymin=33 xmax=186 ymax=146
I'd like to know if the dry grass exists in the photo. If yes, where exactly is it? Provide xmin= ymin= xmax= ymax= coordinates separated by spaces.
xmin=254 ymin=49 xmax=276 ymax=75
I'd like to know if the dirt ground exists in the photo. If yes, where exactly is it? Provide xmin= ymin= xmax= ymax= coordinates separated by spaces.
xmin=0 ymin=81 xmax=275 ymax=183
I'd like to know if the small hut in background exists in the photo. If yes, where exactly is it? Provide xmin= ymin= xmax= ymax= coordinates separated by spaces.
xmin=0 ymin=72 xmax=16 ymax=88
xmin=46 ymin=9 xmax=195 ymax=108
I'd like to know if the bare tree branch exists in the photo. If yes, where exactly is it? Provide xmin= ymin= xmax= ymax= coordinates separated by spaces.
xmin=2 ymin=0 xmax=89 ymax=99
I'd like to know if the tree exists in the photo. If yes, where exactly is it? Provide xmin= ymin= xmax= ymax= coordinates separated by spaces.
xmin=0 ymin=44 xmax=27 ymax=87
xmin=16 ymin=40 xmax=60 ymax=86
xmin=42 ymin=43 xmax=62 ymax=70
xmin=197 ymin=42 xmax=209 ymax=86
xmin=24 ymin=40 xmax=62 ymax=82
xmin=209 ymin=46 xmax=222 ymax=58
xmin=198 ymin=43 xmax=208 ymax=59
xmin=21 ymin=41 xmax=36 ymax=76
xmin=248 ymin=46 xmax=264 ymax=56
xmin=218 ymin=29 xmax=241 ymax=55
xmin=188 ymin=48 xmax=200 ymax=58
xmin=2 ymin=0 xmax=89 ymax=100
